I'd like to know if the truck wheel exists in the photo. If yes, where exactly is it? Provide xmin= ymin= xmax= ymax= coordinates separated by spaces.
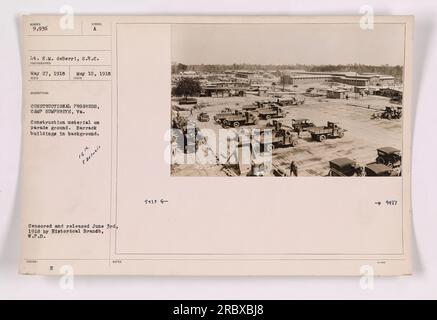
xmin=338 ymin=131 xmax=344 ymax=138
xmin=216 ymin=119 xmax=221 ymax=124
xmin=266 ymin=144 xmax=274 ymax=152
xmin=266 ymin=115 xmax=271 ymax=120
xmin=319 ymin=135 xmax=326 ymax=142
xmin=292 ymin=140 xmax=298 ymax=147
xmin=233 ymin=121 xmax=240 ymax=128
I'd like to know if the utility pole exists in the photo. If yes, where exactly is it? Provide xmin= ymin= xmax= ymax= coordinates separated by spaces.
xmin=355 ymin=71 xmax=358 ymax=99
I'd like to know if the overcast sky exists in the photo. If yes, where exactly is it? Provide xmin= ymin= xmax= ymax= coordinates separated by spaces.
xmin=171 ymin=23 xmax=405 ymax=66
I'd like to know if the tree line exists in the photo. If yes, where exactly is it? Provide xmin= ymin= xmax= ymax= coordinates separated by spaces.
xmin=171 ymin=63 xmax=403 ymax=81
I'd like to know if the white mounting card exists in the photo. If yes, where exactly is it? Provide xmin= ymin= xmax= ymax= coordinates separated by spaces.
xmin=20 ymin=16 xmax=413 ymax=275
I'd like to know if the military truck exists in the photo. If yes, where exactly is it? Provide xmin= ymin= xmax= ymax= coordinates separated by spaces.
xmin=308 ymin=121 xmax=346 ymax=142
xmin=291 ymin=118 xmax=316 ymax=135
xmin=178 ymin=97 xmax=198 ymax=105
xmin=242 ymin=102 xmax=271 ymax=111
xmin=304 ymin=88 xmax=324 ymax=97
xmin=257 ymin=106 xmax=288 ymax=120
xmin=221 ymin=111 xmax=258 ymax=128
xmin=372 ymin=106 xmax=402 ymax=120
xmin=328 ymin=157 xmax=399 ymax=177
xmin=384 ymin=106 xmax=402 ymax=119
xmin=255 ymin=121 xmax=299 ymax=152
xmin=197 ymin=112 xmax=210 ymax=122
xmin=306 ymin=87 xmax=315 ymax=93
xmin=253 ymin=100 xmax=277 ymax=108
xmin=328 ymin=158 xmax=360 ymax=176
xmin=364 ymin=163 xmax=396 ymax=176
xmin=375 ymin=147 xmax=401 ymax=168
xmin=242 ymin=104 xmax=259 ymax=111
xmin=390 ymin=95 xmax=402 ymax=104
xmin=276 ymin=96 xmax=305 ymax=106
xmin=242 ymin=100 xmax=271 ymax=112
xmin=213 ymin=108 xmax=237 ymax=123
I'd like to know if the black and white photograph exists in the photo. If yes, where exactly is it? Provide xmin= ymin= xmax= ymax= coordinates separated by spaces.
xmin=5 ymin=0 xmax=437 ymax=300
xmin=170 ymin=23 xmax=404 ymax=177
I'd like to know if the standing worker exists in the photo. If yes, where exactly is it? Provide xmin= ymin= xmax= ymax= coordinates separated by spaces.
xmin=290 ymin=161 xmax=298 ymax=177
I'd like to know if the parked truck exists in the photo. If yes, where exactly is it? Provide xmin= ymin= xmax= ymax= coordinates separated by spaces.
xmin=291 ymin=118 xmax=316 ymax=135
xmin=253 ymin=100 xmax=276 ymax=108
xmin=255 ymin=120 xmax=299 ymax=152
xmin=371 ymin=106 xmax=402 ymax=120
xmin=213 ymin=108 xmax=236 ymax=123
xmin=364 ymin=163 xmax=398 ymax=176
xmin=375 ymin=147 xmax=401 ymax=168
xmin=257 ymin=106 xmax=288 ymax=120
xmin=197 ymin=112 xmax=210 ymax=122
xmin=308 ymin=121 xmax=346 ymax=142
xmin=242 ymin=104 xmax=258 ymax=111
xmin=178 ymin=97 xmax=198 ymax=105
xmin=221 ymin=111 xmax=258 ymax=128
xmin=276 ymin=96 xmax=305 ymax=106
xmin=327 ymin=158 xmax=399 ymax=177
xmin=328 ymin=158 xmax=360 ymax=176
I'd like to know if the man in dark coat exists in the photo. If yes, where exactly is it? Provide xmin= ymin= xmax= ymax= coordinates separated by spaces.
xmin=290 ymin=161 xmax=298 ymax=177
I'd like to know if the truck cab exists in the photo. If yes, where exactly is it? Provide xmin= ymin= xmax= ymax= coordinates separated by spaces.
xmin=258 ymin=106 xmax=287 ymax=120
xmin=308 ymin=121 xmax=346 ymax=142
xmin=197 ymin=112 xmax=210 ymax=122
xmin=291 ymin=118 xmax=315 ymax=134
xmin=376 ymin=147 xmax=401 ymax=168
xmin=364 ymin=163 xmax=394 ymax=176
xmin=328 ymin=158 xmax=359 ymax=176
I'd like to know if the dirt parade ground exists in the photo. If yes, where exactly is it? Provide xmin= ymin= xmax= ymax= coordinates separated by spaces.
xmin=171 ymin=93 xmax=402 ymax=177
